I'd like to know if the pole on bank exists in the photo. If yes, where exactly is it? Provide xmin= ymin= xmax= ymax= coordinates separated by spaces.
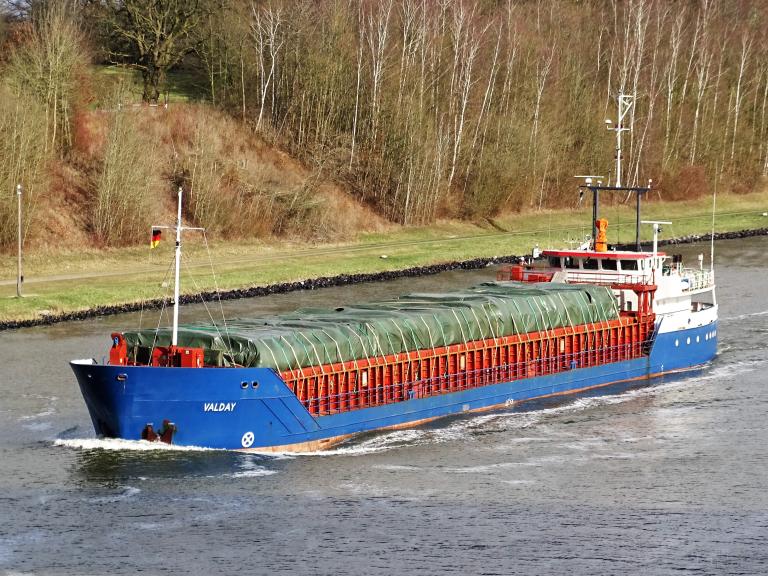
xmin=16 ymin=183 xmax=23 ymax=298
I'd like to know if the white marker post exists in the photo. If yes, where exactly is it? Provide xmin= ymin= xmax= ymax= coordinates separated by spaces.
xmin=16 ymin=184 xmax=22 ymax=298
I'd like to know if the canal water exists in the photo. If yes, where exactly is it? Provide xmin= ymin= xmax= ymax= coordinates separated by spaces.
xmin=1 ymin=238 xmax=767 ymax=575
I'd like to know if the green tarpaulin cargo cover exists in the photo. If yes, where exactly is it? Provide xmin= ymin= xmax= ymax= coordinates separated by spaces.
xmin=123 ymin=281 xmax=620 ymax=371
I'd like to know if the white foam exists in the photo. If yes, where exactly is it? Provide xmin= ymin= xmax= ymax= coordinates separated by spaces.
xmin=685 ymin=359 xmax=759 ymax=382
xmin=590 ymin=451 xmax=639 ymax=460
xmin=230 ymin=469 xmax=277 ymax=478
xmin=444 ymin=462 xmax=534 ymax=474
xmin=18 ymin=409 xmax=56 ymax=421
xmin=723 ymin=309 xmax=768 ymax=321
xmin=499 ymin=436 xmax=551 ymax=444
xmin=272 ymin=428 xmax=428 ymax=457
xmin=21 ymin=422 xmax=52 ymax=432
xmin=373 ymin=464 xmax=421 ymax=471
xmin=278 ymin=391 xmax=654 ymax=458
xmin=230 ymin=455 xmax=278 ymax=477
xmin=53 ymin=438 xmax=216 ymax=452
xmin=87 ymin=486 xmax=141 ymax=503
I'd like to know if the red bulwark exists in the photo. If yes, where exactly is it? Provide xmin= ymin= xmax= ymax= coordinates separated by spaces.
xmin=280 ymin=313 xmax=655 ymax=417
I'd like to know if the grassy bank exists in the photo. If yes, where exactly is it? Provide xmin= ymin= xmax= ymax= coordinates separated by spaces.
xmin=1 ymin=192 xmax=766 ymax=324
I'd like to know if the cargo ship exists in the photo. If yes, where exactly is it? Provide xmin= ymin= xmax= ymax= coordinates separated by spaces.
xmin=70 ymin=94 xmax=718 ymax=451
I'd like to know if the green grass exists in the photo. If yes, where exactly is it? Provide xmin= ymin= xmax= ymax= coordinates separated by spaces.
xmin=93 ymin=65 xmax=209 ymax=104
xmin=0 ymin=192 xmax=766 ymax=323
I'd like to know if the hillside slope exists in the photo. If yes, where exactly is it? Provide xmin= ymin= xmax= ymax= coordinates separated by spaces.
xmin=26 ymin=103 xmax=388 ymax=252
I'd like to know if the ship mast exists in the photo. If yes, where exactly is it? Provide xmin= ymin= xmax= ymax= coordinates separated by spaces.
xmin=152 ymin=187 xmax=204 ymax=347
xmin=607 ymin=92 xmax=634 ymax=187
xmin=172 ymin=187 xmax=183 ymax=346
xmin=577 ymin=92 xmax=650 ymax=251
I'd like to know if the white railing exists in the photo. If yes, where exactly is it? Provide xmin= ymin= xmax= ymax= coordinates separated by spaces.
xmin=680 ymin=268 xmax=714 ymax=291
xmin=565 ymin=270 xmax=653 ymax=286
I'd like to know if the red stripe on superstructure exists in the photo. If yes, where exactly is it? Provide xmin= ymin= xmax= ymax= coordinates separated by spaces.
xmin=542 ymin=249 xmax=665 ymax=259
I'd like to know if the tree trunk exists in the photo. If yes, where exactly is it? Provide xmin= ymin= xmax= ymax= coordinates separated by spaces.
xmin=142 ymin=65 xmax=162 ymax=104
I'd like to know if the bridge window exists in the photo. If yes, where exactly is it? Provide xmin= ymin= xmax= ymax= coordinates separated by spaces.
xmin=564 ymin=257 xmax=579 ymax=269
xmin=620 ymin=259 xmax=638 ymax=271
xmin=583 ymin=258 xmax=599 ymax=270
xmin=548 ymin=256 xmax=561 ymax=268
xmin=602 ymin=259 xmax=618 ymax=270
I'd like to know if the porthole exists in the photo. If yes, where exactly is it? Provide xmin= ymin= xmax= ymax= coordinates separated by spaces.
xmin=686 ymin=337 xmax=691 ymax=345
xmin=240 ymin=381 xmax=248 ymax=389
xmin=696 ymin=336 xmax=700 ymax=343
xmin=252 ymin=381 xmax=259 ymax=389
xmin=675 ymin=339 xmax=679 ymax=347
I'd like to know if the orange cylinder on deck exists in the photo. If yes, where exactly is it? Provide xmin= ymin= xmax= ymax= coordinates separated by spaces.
xmin=595 ymin=218 xmax=608 ymax=252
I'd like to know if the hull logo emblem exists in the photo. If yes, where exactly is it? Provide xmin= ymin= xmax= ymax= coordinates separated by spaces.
xmin=241 ymin=431 xmax=255 ymax=448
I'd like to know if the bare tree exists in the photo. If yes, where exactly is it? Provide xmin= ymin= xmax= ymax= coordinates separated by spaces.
xmin=730 ymin=30 xmax=752 ymax=164
xmin=109 ymin=0 xmax=206 ymax=103
xmin=690 ymin=1 xmax=713 ymax=165
xmin=529 ymin=39 xmax=555 ymax=181
xmin=661 ymin=10 xmax=684 ymax=168
xmin=447 ymin=1 xmax=482 ymax=188
xmin=365 ymin=0 xmax=393 ymax=142
xmin=93 ymin=107 xmax=156 ymax=245
xmin=0 ymin=87 xmax=49 ymax=249
xmin=8 ymin=1 xmax=85 ymax=154
xmin=250 ymin=2 xmax=284 ymax=130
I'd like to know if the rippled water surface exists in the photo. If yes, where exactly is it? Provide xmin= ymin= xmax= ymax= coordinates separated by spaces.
xmin=1 ymin=238 xmax=767 ymax=575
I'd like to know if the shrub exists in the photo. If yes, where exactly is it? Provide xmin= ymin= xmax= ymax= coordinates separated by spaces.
xmin=91 ymin=110 xmax=156 ymax=245
xmin=0 ymin=86 xmax=50 ymax=250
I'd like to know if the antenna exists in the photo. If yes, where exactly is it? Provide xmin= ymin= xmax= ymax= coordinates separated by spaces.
xmin=640 ymin=220 xmax=671 ymax=258
xmin=605 ymin=93 xmax=634 ymax=187
xmin=575 ymin=176 xmax=605 ymax=243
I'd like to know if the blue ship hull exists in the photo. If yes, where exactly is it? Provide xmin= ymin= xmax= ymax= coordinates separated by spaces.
xmin=70 ymin=322 xmax=717 ymax=451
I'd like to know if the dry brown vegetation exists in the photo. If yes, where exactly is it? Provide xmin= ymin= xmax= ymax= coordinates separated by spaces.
xmin=0 ymin=2 xmax=385 ymax=250
xmin=16 ymin=102 xmax=386 ymax=249
xmin=0 ymin=86 xmax=49 ymax=248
